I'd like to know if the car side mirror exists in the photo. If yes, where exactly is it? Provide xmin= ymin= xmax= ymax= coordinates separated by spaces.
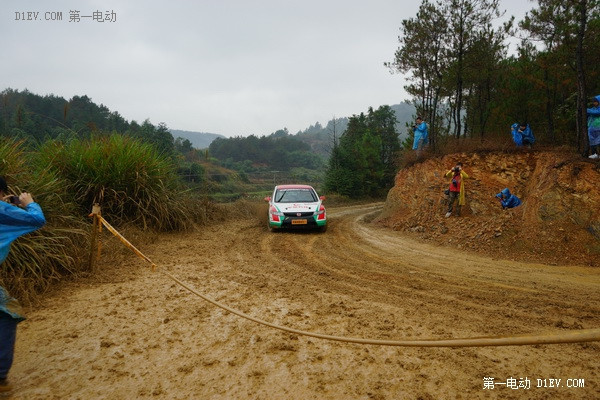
xmin=320 ymin=196 xmax=326 ymax=201
xmin=264 ymin=196 xmax=271 ymax=202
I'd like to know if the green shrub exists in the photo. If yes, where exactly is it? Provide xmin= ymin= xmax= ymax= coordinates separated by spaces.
xmin=37 ymin=134 xmax=199 ymax=230
xmin=0 ymin=138 xmax=87 ymax=303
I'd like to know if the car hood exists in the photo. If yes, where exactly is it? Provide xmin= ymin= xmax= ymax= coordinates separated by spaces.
xmin=275 ymin=202 xmax=319 ymax=213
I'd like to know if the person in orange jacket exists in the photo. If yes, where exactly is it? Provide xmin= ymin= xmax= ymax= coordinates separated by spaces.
xmin=445 ymin=162 xmax=469 ymax=217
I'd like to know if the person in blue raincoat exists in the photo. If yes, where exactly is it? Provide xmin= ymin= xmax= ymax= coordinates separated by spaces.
xmin=587 ymin=95 xmax=600 ymax=159
xmin=511 ymin=122 xmax=535 ymax=147
xmin=412 ymin=116 xmax=429 ymax=155
xmin=0 ymin=177 xmax=46 ymax=393
xmin=495 ymin=188 xmax=521 ymax=209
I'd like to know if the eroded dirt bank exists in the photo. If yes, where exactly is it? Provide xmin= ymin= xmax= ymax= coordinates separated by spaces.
xmin=9 ymin=203 xmax=600 ymax=399
xmin=377 ymin=150 xmax=600 ymax=267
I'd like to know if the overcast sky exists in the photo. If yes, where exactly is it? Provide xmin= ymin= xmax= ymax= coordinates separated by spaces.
xmin=2 ymin=0 xmax=534 ymax=137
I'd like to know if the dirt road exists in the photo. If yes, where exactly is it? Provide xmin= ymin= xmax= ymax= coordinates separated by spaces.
xmin=10 ymin=203 xmax=600 ymax=399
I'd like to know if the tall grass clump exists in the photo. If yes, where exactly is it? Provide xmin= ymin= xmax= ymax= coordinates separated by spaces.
xmin=37 ymin=134 xmax=198 ymax=230
xmin=0 ymin=138 xmax=88 ymax=303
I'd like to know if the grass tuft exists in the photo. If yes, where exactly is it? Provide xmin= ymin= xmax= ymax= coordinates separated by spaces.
xmin=37 ymin=134 xmax=200 ymax=231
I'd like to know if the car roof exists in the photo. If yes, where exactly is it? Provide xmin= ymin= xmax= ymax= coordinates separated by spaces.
xmin=275 ymin=184 xmax=314 ymax=190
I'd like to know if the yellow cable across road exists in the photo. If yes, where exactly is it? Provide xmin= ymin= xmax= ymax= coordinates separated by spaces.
xmin=95 ymin=214 xmax=600 ymax=348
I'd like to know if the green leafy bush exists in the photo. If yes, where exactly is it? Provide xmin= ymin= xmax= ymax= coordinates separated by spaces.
xmin=37 ymin=134 xmax=199 ymax=230
xmin=0 ymin=138 xmax=87 ymax=303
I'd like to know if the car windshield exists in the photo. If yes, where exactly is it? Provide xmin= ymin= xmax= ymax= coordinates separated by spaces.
xmin=275 ymin=189 xmax=317 ymax=203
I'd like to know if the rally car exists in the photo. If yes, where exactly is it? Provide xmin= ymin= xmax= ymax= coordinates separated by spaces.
xmin=265 ymin=184 xmax=327 ymax=232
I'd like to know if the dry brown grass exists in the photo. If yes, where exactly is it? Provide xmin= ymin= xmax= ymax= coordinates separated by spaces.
xmin=398 ymin=135 xmax=580 ymax=170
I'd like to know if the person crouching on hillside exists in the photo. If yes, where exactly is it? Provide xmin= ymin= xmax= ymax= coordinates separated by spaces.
xmin=587 ymin=95 xmax=600 ymax=159
xmin=496 ymin=188 xmax=521 ymax=209
xmin=0 ymin=176 xmax=46 ymax=393
xmin=445 ymin=162 xmax=469 ymax=218
xmin=511 ymin=122 xmax=535 ymax=148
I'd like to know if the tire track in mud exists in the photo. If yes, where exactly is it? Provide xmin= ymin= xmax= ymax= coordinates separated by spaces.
xmin=254 ymin=203 xmax=600 ymax=337
xmin=185 ymin=203 xmax=600 ymax=338
xmin=13 ymin=202 xmax=600 ymax=400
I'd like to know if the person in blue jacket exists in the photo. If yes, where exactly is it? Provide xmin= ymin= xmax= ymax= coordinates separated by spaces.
xmin=511 ymin=122 xmax=535 ymax=148
xmin=587 ymin=95 xmax=600 ymax=159
xmin=495 ymin=188 xmax=522 ymax=209
xmin=412 ymin=116 xmax=429 ymax=156
xmin=0 ymin=177 xmax=46 ymax=393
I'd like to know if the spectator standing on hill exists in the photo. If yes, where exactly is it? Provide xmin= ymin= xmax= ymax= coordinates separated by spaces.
xmin=0 ymin=177 xmax=46 ymax=393
xmin=511 ymin=122 xmax=535 ymax=148
xmin=496 ymin=188 xmax=522 ymax=209
xmin=445 ymin=162 xmax=469 ymax=218
xmin=412 ymin=116 xmax=429 ymax=157
xmin=588 ymin=95 xmax=600 ymax=159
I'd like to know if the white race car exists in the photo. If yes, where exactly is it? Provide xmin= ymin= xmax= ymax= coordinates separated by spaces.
xmin=265 ymin=184 xmax=327 ymax=232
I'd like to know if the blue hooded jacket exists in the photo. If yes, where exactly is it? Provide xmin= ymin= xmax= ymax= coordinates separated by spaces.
xmin=587 ymin=95 xmax=600 ymax=146
xmin=412 ymin=121 xmax=429 ymax=150
xmin=511 ymin=123 xmax=535 ymax=146
xmin=496 ymin=188 xmax=521 ymax=209
xmin=1 ymin=200 xmax=46 ymax=320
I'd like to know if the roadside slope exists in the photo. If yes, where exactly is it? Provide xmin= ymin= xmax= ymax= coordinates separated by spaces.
xmin=376 ymin=150 xmax=600 ymax=266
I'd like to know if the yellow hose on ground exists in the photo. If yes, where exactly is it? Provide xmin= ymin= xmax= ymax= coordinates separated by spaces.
xmin=96 ymin=215 xmax=600 ymax=347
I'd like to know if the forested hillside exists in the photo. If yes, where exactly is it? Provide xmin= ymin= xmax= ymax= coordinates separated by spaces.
xmin=293 ymin=102 xmax=415 ymax=157
xmin=386 ymin=0 xmax=600 ymax=155
xmin=169 ymin=129 xmax=225 ymax=149
xmin=0 ymin=89 xmax=175 ymax=155
xmin=170 ymin=102 xmax=416 ymax=157
xmin=0 ymin=89 xmax=409 ymax=185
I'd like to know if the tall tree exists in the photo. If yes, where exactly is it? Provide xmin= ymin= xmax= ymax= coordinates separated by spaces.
xmin=389 ymin=0 xmax=505 ymax=142
xmin=367 ymin=106 xmax=400 ymax=184
xmin=463 ymin=21 xmax=509 ymax=138
xmin=520 ymin=0 xmax=600 ymax=152
xmin=520 ymin=1 xmax=566 ymax=143
xmin=386 ymin=0 xmax=448 ymax=149
xmin=444 ymin=0 xmax=503 ymax=138
xmin=325 ymin=106 xmax=399 ymax=198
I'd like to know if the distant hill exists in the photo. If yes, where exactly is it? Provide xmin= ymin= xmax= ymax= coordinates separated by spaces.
xmin=170 ymin=129 xmax=225 ymax=149
xmin=293 ymin=102 xmax=416 ymax=157
xmin=389 ymin=102 xmax=417 ymax=137
xmin=170 ymin=102 xmax=416 ymax=153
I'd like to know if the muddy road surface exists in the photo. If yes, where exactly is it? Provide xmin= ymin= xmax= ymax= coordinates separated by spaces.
xmin=10 ymin=203 xmax=600 ymax=399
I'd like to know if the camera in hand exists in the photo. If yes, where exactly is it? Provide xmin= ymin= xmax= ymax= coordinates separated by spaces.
xmin=8 ymin=195 xmax=20 ymax=205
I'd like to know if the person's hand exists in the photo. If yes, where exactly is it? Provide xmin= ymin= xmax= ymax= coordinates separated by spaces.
xmin=19 ymin=192 xmax=34 ymax=207
xmin=2 ymin=194 xmax=21 ymax=205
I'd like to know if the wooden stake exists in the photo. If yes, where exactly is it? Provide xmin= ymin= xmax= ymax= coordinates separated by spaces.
xmin=88 ymin=203 xmax=101 ymax=271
